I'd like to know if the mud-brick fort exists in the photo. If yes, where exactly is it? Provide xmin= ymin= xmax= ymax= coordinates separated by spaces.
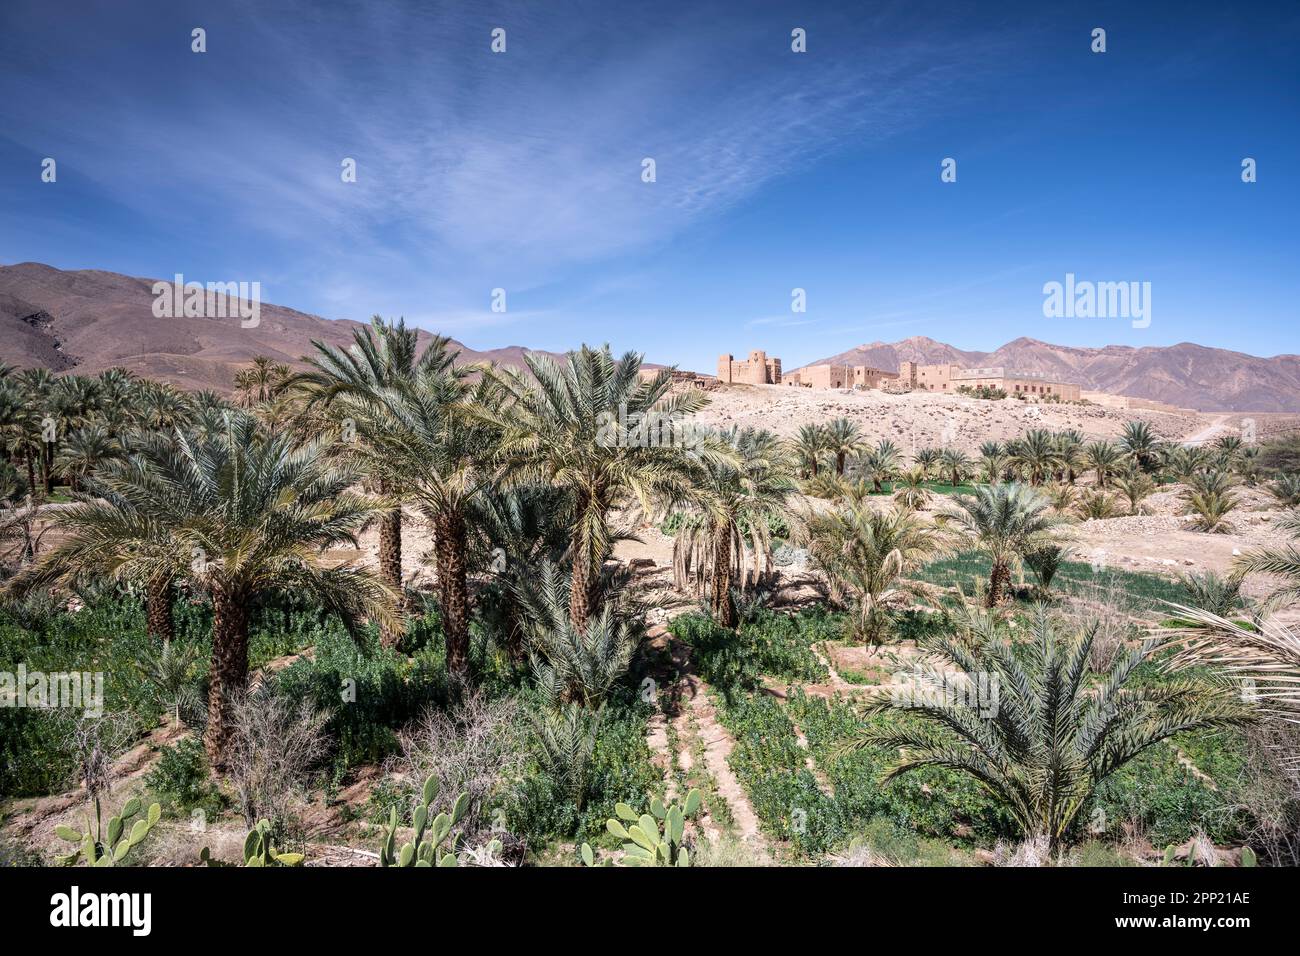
xmin=719 ymin=350 xmax=1082 ymax=401
xmin=717 ymin=350 xmax=782 ymax=385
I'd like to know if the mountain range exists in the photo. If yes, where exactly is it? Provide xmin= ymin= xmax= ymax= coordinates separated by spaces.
xmin=1 ymin=263 xmax=1297 ymax=411
xmin=0 ymin=262 xmax=567 ymax=393
xmin=792 ymin=336 xmax=1300 ymax=412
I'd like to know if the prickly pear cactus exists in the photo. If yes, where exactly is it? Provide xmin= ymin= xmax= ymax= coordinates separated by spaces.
xmin=55 ymin=796 xmax=161 ymax=867
xmin=378 ymin=774 xmax=470 ymax=868
xmin=242 ymin=819 xmax=305 ymax=867
xmin=582 ymin=788 xmax=701 ymax=867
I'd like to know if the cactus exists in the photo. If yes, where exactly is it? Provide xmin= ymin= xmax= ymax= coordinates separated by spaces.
xmin=55 ymin=796 xmax=161 ymax=867
xmin=378 ymin=774 xmax=470 ymax=867
xmin=241 ymin=819 xmax=305 ymax=867
xmin=582 ymin=788 xmax=701 ymax=867
xmin=1240 ymin=846 xmax=1257 ymax=867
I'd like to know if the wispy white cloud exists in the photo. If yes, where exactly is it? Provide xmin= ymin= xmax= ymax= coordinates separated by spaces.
xmin=0 ymin=0 xmax=1005 ymax=326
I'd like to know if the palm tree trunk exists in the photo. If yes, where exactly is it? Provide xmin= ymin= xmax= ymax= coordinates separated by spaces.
xmin=377 ymin=480 xmax=403 ymax=599
xmin=570 ymin=542 xmax=593 ymax=632
xmin=377 ymin=486 xmax=404 ymax=648
xmin=379 ymin=507 xmax=403 ymax=593
xmin=710 ymin=526 xmax=736 ymax=628
xmin=988 ymin=559 xmax=1011 ymax=607
xmin=205 ymin=582 xmax=250 ymax=770
xmin=146 ymin=573 xmax=173 ymax=645
xmin=433 ymin=508 xmax=470 ymax=677
xmin=836 ymin=452 xmax=846 ymax=476
xmin=568 ymin=493 xmax=602 ymax=631
xmin=23 ymin=447 xmax=35 ymax=495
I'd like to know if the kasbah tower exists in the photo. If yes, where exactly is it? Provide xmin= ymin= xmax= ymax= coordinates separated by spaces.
xmin=717 ymin=350 xmax=782 ymax=385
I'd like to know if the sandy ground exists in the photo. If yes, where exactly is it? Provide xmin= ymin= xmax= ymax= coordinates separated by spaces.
xmin=691 ymin=383 xmax=1214 ymax=451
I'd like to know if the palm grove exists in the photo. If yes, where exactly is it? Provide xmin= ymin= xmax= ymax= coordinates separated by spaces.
xmin=2 ymin=321 xmax=1298 ymax=865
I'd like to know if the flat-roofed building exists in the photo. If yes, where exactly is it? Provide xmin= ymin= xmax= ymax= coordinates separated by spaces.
xmin=785 ymin=364 xmax=899 ymax=390
xmin=898 ymin=362 xmax=1079 ymax=401
xmin=953 ymin=366 xmax=1081 ymax=401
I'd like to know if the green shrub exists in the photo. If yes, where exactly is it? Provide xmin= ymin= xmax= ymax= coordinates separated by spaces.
xmin=1090 ymin=737 xmax=1246 ymax=847
xmin=508 ymin=690 xmax=661 ymax=846
xmin=719 ymin=693 xmax=844 ymax=854
xmin=144 ymin=737 xmax=226 ymax=819
xmin=273 ymin=619 xmax=453 ymax=770
xmin=788 ymin=689 xmax=1015 ymax=844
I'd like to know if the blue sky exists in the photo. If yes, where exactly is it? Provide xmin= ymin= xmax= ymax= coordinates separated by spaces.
xmin=1 ymin=0 xmax=1297 ymax=373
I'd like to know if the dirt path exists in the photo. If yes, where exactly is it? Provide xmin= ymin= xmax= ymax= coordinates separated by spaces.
xmin=1182 ymin=414 xmax=1232 ymax=447
xmin=646 ymin=621 xmax=774 ymax=865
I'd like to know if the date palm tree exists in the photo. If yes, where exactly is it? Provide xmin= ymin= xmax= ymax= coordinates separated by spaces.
xmin=1084 ymin=440 xmax=1125 ymax=489
xmin=1183 ymin=469 xmax=1238 ymax=533
xmin=16 ymin=367 xmax=57 ymax=495
xmin=825 ymin=417 xmax=863 ymax=477
xmin=914 ymin=447 xmax=942 ymax=480
xmin=978 ymin=440 xmax=1008 ymax=484
xmin=492 ymin=345 xmax=715 ymax=630
xmin=295 ymin=317 xmax=424 ymax=620
xmin=467 ymin=483 xmax=574 ymax=658
xmin=804 ymin=503 xmax=946 ymax=644
xmin=1120 ymin=420 xmax=1161 ymax=473
xmin=10 ymin=412 xmax=396 ymax=767
xmin=1053 ymin=430 xmax=1085 ymax=484
xmin=851 ymin=608 xmax=1254 ymax=851
xmin=0 ymin=382 xmax=41 ymax=495
xmin=1213 ymin=433 xmax=1245 ymax=464
xmin=939 ymin=482 xmax=1064 ymax=606
xmin=1233 ymin=510 xmax=1300 ymax=612
xmin=1269 ymin=474 xmax=1300 ymax=508
xmin=54 ymin=423 xmax=123 ymax=493
xmin=1009 ymin=429 xmax=1059 ymax=486
xmin=325 ymin=334 xmax=501 ymax=671
xmin=892 ymin=465 xmax=931 ymax=511
xmin=860 ymin=439 xmax=902 ymax=494
xmin=794 ymin=424 xmax=831 ymax=479
xmin=233 ymin=356 xmax=291 ymax=408
xmin=937 ymin=447 xmax=970 ymax=489
xmin=670 ymin=427 xmax=795 ymax=626
xmin=1112 ymin=468 xmax=1156 ymax=516
xmin=1161 ymin=444 xmax=1208 ymax=482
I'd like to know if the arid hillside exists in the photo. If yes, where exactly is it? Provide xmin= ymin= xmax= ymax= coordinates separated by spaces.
xmin=694 ymin=382 xmax=1217 ymax=452
xmin=0 ymin=262 xmax=570 ymax=392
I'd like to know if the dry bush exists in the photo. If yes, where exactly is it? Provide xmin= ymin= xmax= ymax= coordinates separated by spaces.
xmin=228 ymin=688 xmax=330 ymax=829
xmin=1058 ymin=581 xmax=1140 ymax=673
xmin=827 ymin=842 xmax=897 ymax=867
xmin=1237 ymin=722 xmax=1300 ymax=866
xmin=59 ymin=712 xmax=135 ymax=800
xmin=992 ymin=834 xmax=1053 ymax=867
xmin=388 ymin=690 xmax=525 ymax=842
xmin=694 ymin=833 xmax=771 ymax=868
